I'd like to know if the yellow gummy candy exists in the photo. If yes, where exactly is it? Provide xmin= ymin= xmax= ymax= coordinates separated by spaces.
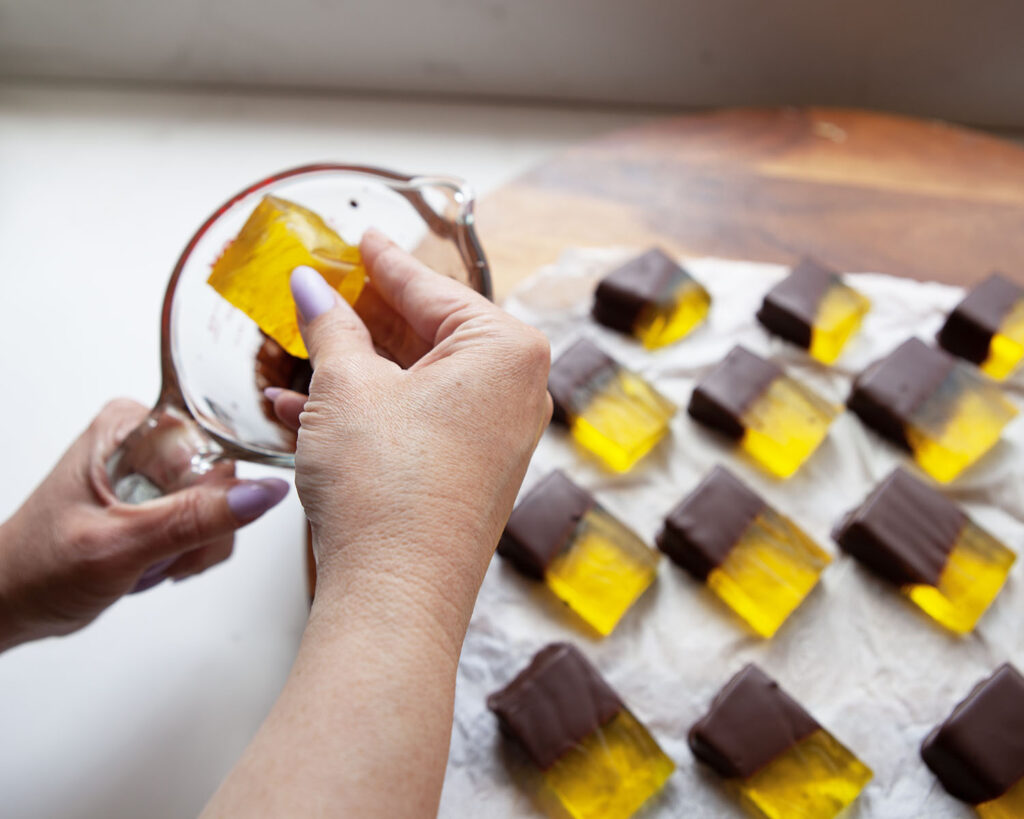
xmin=208 ymin=195 xmax=365 ymax=358
xmin=545 ymin=507 xmax=659 ymax=636
xmin=740 ymin=377 xmax=838 ymax=479
xmin=738 ymin=729 xmax=873 ymax=819
xmin=905 ymin=367 xmax=1018 ymax=483
xmin=808 ymin=283 xmax=871 ymax=365
xmin=904 ymin=519 xmax=1015 ymax=634
xmin=977 ymin=776 xmax=1024 ymax=819
xmin=571 ymin=370 xmax=675 ymax=473
xmin=541 ymin=709 xmax=675 ymax=819
xmin=707 ymin=508 xmax=831 ymax=638
xmin=980 ymin=299 xmax=1024 ymax=380
xmin=635 ymin=280 xmax=711 ymax=350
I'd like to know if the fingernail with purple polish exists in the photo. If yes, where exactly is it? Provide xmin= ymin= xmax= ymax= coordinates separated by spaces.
xmin=264 ymin=387 xmax=284 ymax=401
xmin=129 ymin=556 xmax=176 ymax=594
xmin=291 ymin=266 xmax=338 ymax=322
xmin=227 ymin=478 xmax=290 ymax=523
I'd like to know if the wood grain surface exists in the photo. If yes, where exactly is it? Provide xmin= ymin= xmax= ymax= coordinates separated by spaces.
xmin=477 ymin=107 xmax=1024 ymax=301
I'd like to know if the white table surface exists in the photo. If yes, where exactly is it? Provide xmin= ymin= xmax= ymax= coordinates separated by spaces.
xmin=0 ymin=80 xmax=653 ymax=819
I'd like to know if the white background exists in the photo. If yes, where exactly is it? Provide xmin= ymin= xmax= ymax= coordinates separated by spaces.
xmin=0 ymin=80 xmax=651 ymax=818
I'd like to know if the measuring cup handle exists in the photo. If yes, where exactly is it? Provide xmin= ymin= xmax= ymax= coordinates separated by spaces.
xmin=106 ymin=404 xmax=225 ymax=504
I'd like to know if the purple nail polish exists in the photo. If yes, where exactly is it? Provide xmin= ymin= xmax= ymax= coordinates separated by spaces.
xmin=290 ymin=266 xmax=338 ymax=322
xmin=264 ymin=387 xmax=284 ymax=401
xmin=227 ymin=478 xmax=290 ymax=522
xmin=129 ymin=556 xmax=176 ymax=594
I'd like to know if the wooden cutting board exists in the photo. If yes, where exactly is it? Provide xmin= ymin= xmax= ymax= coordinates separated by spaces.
xmin=476 ymin=107 xmax=1024 ymax=302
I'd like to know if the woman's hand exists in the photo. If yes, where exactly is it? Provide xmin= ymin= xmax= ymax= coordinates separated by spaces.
xmin=204 ymin=231 xmax=551 ymax=818
xmin=270 ymin=230 xmax=552 ymax=649
xmin=0 ymin=399 xmax=288 ymax=650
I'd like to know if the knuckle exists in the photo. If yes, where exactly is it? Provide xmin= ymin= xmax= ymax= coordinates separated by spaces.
xmin=519 ymin=330 xmax=551 ymax=376
xmin=154 ymin=491 xmax=210 ymax=548
xmin=311 ymin=358 xmax=364 ymax=394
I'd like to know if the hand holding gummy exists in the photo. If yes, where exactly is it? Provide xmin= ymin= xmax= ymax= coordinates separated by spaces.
xmin=103 ymin=164 xmax=490 ymax=505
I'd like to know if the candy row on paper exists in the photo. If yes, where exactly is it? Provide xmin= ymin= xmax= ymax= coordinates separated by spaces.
xmin=486 ymin=644 xmax=1024 ymax=819
xmin=498 ymin=466 xmax=1015 ymax=638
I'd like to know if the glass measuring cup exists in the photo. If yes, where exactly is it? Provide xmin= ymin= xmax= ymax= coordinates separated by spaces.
xmin=106 ymin=163 xmax=491 ymax=503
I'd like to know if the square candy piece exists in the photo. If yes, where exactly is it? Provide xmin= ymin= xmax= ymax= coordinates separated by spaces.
xmin=488 ymin=643 xmax=674 ymax=819
xmin=922 ymin=664 xmax=1024 ymax=818
xmin=549 ymin=339 xmax=675 ymax=472
xmin=592 ymin=248 xmax=710 ymax=349
xmin=657 ymin=466 xmax=830 ymax=637
xmin=498 ymin=471 xmax=659 ymax=636
xmin=688 ymin=346 xmax=838 ymax=478
xmin=208 ymin=194 xmax=365 ymax=358
xmin=848 ymin=338 xmax=1018 ymax=483
xmin=757 ymin=258 xmax=870 ymax=364
xmin=689 ymin=665 xmax=872 ymax=819
xmin=833 ymin=469 xmax=1015 ymax=634
xmin=938 ymin=273 xmax=1024 ymax=380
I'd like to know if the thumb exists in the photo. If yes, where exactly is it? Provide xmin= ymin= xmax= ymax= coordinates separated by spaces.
xmin=291 ymin=265 xmax=377 ymax=368
xmin=122 ymin=478 xmax=290 ymax=566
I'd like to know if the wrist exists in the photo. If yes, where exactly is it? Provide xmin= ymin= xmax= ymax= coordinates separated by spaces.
xmin=309 ymin=542 xmax=483 ymax=666
xmin=0 ymin=512 xmax=38 ymax=652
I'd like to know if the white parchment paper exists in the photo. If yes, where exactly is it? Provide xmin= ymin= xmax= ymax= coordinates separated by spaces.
xmin=440 ymin=250 xmax=1024 ymax=819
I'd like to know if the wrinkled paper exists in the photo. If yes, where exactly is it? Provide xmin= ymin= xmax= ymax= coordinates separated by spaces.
xmin=441 ymin=250 xmax=1024 ymax=819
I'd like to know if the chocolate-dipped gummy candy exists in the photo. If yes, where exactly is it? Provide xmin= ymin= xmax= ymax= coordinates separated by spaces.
xmin=757 ymin=258 xmax=870 ymax=364
xmin=657 ymin=466 xmax=830 ymax=637
xmin=549 ymin=339 xmax=675 ymax=472
xmin=688 ymin=346 xmax=838 ymax=478
xmin=592 ymin=248 xmax=710 ymax=349
xmin=488 ymin=643 xmax=674 ymax=819
xmin=938 ymin=273 xmax=1024 ymax=381
xmin=922 ymin=664 xmax=1024 ymax=818
xmin=689 ymin=665 xmax=872 ymax=819
xmin=833 ymin=469 xmax=1015 ymax=634
xmin=848 ymin=338 xmax=1017 ymax=483
xmin=498 ymin=471 xmax=659 ymax=636
xmin=208 ymin=194 xmax=366 ymax=358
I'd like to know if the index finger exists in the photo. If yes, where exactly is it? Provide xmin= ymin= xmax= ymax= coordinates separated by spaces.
xmin=359 ymin=229 xmax=496 ymax=346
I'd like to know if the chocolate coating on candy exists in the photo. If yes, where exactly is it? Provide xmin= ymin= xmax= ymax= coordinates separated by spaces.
xmin=592 ymin=248 xmax=690 ymax=335
xmin=847 ymin=338 xmax=955 ymax=449
xmin=657 ymin=466 xmax=766 ymax=581
xmin=756 ymin=258 xmax=839 ymax=349
xmin=922 ymin=664 xmax=1024 ymax=804
xmin=497 ymin=471 xmax=596 ymax=578
xmin=548 ymin=338 xmax=618 ymax=426
xmin=938 ymin=273 xmax=1024 ymax=364
xmin=832 ymin=468 xmax=965 ymax=587
xmin=487 ymin=643 xmax=624 ymax=771
xmin=689 ymin=664 xmax=820 ymax=779
xmin=688 ymin=346 xmax=782 ymax=440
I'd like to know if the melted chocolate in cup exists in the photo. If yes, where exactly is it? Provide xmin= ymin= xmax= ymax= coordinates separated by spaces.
xmin=255 ymin=333 xmax=313 ymax=428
